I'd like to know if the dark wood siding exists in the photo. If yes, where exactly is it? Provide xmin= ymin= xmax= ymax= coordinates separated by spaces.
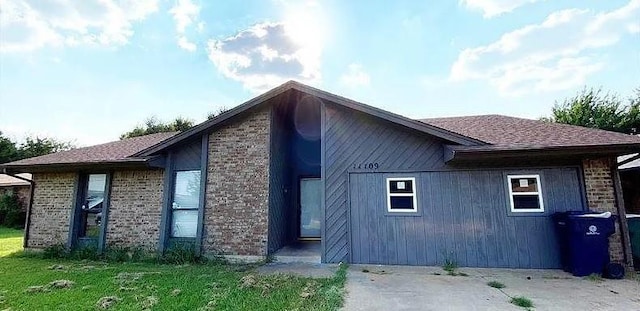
xmin=268 ymin=105 xmax=289 ymax=253
xmin=173 ymin=140 xmax=201 ymax=171
xmin=324 ymin=104 xmax=447 ymax=263
xmin=348 ymin=168 xmax=585 ymax=268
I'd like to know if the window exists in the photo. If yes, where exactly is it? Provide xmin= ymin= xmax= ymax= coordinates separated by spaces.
xmin=386 ymin=177 xmax=417 ymax=213
xmin=79 ymin=174 xmax=108 ymax=238
xmin=171 ymin=170 xmax=201 ymax=238
xmin=507 ymin=175 xmax=544 ymax=213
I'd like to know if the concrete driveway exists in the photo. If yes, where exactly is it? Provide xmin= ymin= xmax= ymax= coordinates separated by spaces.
xmin=343 ymin=265 xmax=640 ymax=311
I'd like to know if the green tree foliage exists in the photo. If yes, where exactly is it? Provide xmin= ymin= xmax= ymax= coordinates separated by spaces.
xmin=0 ymin=131 xmax=74 ymax=164
xmin=120 ymin=116 xmax=195 ymax=139
xmin=0 ymin=132 xmax=20 ymax=163
xmin=207 ymin=106 xmax=230 ymax=120
xmin=0 ymin=193 xmax=25 ymax=228
xmin=18 ymin=136 xmax=74 ymax=159
xmin=546 ymin=87 xmax=640 ymax=134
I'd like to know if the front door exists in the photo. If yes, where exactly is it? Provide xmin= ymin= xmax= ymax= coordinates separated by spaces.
xmin=299 ymin=178 xmax=322 ymax=239
xmin=72 ymin=173 xmax=110 ymax=251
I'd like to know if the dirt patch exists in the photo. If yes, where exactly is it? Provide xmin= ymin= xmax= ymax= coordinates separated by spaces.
xmin=141 ymin=295 xmax=158 ymax=310
xmin=96 ymin=296 xmax=121 ymax=309
xmin=49 ymin=280 xmax=75 ymax=289
xmin=25 ymin=280 xmax=75 ymax=293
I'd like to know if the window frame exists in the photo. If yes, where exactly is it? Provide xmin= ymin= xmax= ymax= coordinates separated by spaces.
xmin=386 ymin=177 xmax=418 ymax=213
xmin=506 ymin=174 xmax=544 ymax=213
xmin=169 ymin=169 xmax=202 ymax=238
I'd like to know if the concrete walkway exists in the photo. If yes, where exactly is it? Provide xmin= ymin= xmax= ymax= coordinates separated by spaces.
xmin=343 ymin=265 xmax=640 ymax=311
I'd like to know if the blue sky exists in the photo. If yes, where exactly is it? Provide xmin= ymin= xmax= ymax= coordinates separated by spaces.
xmin=1 ymin=0 xmax=639 ymax=146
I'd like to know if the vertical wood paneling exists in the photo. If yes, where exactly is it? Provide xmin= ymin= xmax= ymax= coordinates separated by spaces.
xmin=349 ymin=168 xmax=585 ymax=268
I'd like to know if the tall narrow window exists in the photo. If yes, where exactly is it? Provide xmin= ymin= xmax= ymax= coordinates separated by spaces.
xmin=386 ymin=177 xmax=418 ymax=213
xmin=171 ymin=170 xmax=201 ymax=238
xmin=507 ymin=175 xmax=544 ymax=213
xmin=79 ymin=174 xmax=107 ymax=238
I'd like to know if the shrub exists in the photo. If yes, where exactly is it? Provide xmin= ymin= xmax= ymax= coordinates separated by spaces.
xmin=160 ymin=244 xmax=202 ymax=264
xmin=42 ymin=244 xmax=69 ymax=259
xmin=0 ymin=193 xmax=25 ymax=228
xmin=487 ymin=281 xmax=506 ymax=289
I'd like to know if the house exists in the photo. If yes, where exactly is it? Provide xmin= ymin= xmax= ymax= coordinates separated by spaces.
xmin=2 ymin=81 xmax=640 ymax=269
xmin=0 ymin=173 xmax=32 ymax=211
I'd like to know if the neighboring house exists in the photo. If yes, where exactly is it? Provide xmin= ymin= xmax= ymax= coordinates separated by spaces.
xmin=0 ymin=173 xmax=32 ymax=211
xmin=2 ymin=81 xmax=640 ymax=270
xmin=619 ymin=153 xmax=640 ymax=214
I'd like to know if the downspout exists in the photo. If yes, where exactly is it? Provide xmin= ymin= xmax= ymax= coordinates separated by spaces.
xmin=2 ymin=169 xmax=35 ymax=249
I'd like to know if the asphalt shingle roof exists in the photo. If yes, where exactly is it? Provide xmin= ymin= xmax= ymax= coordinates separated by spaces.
xmin=420 ymin=114 xmax=640 ymax=148
xmin=3 ymin=132 xmax=177 ymax=167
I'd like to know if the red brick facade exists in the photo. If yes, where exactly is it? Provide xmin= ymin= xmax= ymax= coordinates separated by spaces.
xmin=582 ymin=158 xmax=633 ymax=268
xmin=203 ymin=107 xmax=271 ymax=256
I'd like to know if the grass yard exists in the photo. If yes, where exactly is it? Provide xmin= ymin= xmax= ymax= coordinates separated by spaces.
xmin=0 ymin=227 xmax=346 ymax=311
xmin=0 ymin=226 xmax=23 ymax=257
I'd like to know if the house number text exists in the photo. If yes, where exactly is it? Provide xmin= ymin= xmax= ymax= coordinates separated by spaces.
xmin=353 ymin=162 xmax=379 ymax=170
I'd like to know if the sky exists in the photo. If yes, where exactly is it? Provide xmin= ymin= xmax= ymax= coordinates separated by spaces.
xmin=0 ymin=0 xmax=639 ymax=146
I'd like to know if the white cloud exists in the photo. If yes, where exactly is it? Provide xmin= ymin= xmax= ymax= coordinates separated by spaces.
xmin=460 ymin=0 xmax=542 ymax=18
xmin=450 ymin=0 xmax=640 ymax=96
xmin=177 ymin=36 xmax=196 ymax=52
xmin=169 ymin=0 xmax=200 ymax=51
xmin=206 ymin=22 xmax=323 ymax=92
xmin=0 ymin=0 xmax=158 ymax=53
xmin=340 ymin=64 xmax=370 ymax=87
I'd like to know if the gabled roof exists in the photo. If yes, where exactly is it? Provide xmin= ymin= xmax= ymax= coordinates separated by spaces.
xmin=421 ymin=115 xmax=640 ymax=162
xmin=135 ymin=81 xmax=485 ymax=156
xmin=420 ymin=114 xmax=640 ymax=147
xmin=0 ymin=173 xmax=31 ymax=187
xmin=0 ymin=132 xmax=177 ymax=172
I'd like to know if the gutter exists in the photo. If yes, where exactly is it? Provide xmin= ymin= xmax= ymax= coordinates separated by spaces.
xmin=2 ymin=169 xmax=35 ymax=249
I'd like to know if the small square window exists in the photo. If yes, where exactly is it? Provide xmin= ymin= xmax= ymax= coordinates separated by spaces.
xmin=507 ymin=175 xmax=544 ymax=213
xmin=386 ymin=177 xmax=417 ymax=213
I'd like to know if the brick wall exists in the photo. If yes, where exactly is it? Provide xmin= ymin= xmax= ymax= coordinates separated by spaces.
xmin=27 ymin=173 xmax=76 ymax=248
xmin=203 ymin=107 xmax=271 ymax=256
xmin=582 ymin=158 xmax=633 ymax=267
xmin=107 ymin=170 xmax=164 ymax=250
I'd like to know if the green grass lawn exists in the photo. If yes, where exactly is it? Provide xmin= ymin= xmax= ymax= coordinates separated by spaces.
xmin=0 ymin=227 xmax=346 ymax=311
xmin=0 ymin=226 xmax=24 ymax=257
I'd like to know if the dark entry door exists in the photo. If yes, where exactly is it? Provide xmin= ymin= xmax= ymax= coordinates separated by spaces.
xmin=72 ymin=173 xmax=110 ymax=250
xmin=300 ymin=178 xmax=322 ymax=239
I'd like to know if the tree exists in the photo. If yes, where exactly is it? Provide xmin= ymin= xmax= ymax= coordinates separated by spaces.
xmin=545 ymin=87 xmax=640 ymax=134
xmin=18 ymin=136 xmax=74 ymax=159
xmin=120 ymin=116 xmax=195 ymax=139
xmin=0 ymin=131 xmax=20 ymax=164
xmin=207 ymin=106 xmax=230 ymax=120
xmin=0 ymin=131 xmax=74 ymax=164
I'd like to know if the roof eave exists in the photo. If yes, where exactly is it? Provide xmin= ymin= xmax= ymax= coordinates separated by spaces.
xmin=445 ymin=143 xmax=640 ymax=164
xmin=0 ymin=158 xmax=153 ymax=174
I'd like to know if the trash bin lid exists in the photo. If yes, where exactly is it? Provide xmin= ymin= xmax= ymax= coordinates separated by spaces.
xmin=574 ymin=211 xmax=612 ymax=218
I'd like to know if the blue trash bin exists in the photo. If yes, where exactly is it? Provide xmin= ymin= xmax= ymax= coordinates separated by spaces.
xmin=553 ymin=211 xmax=616 ymax=277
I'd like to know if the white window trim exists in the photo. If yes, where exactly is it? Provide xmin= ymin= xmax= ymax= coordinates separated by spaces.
xmin=507 ymin=174 xmax=544 ymax=213
xmin=386 ymin=177 xmax=418 ymax=213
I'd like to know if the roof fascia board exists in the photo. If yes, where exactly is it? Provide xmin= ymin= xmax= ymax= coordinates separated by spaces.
xmin=445 ymin=144 xmax=640 ymax=163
